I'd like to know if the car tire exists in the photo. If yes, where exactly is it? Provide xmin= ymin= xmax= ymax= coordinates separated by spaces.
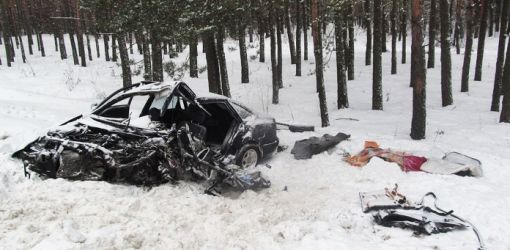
xmin=235 ymin=144 xmax=261 ymax=169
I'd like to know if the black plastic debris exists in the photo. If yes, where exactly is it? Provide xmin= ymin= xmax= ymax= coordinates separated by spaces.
xmin=290 ymin=132 xmax=350 ymax=160
xmin=359 ymin=185 xmax=485 ymax=249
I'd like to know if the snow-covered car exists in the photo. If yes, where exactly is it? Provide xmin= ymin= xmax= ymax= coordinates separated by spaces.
xmin=13 ymin=81 xmax=278 ymax=191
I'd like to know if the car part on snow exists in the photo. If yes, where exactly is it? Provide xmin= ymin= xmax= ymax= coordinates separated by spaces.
xmin=290 ymin=132 xmax=350 ymax=160
xmin=360 ymin=185 xmax=485 ymax=250
xmin=276 ymin=122 xmax=315 ymax=132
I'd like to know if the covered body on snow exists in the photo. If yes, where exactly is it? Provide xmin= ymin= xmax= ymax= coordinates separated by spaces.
xmin=13 ymin=81 xmax=278 ymax=192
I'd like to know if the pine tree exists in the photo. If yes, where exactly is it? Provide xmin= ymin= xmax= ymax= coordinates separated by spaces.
xmin=365 ymin=0 xmax=372 ymax=65
xmin=440 ymin=0 xmax=453 ymax=106
xmin=474 ymin=0 xmax=489 ymax=81
xmin=491 ymin=0 xmax=510 ymax=111
xmin=461 ymin=1 xmax=475 ymax=92
xmin=335 ymin=8 xmax=348 ymax=109
xmin=390 ymin=0 xmax=398 ymax=74
xmin=401 ymin=0 xmax=408 ymax=64
xmin=295 ymin=0 xmax=302 ymax=76
xmin=410 ymin=0 xmax=426 ymax=140
xmin=428 ymin=0 xmax=437 ymax=69
xmin=373 ymin=0 xmax=383 ymax=110
xmin=311 ymin=0 xmax=329 ymax=127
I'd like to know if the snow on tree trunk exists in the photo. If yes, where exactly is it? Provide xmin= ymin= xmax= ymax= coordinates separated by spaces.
xmin=312 ymin=0 xmax=329 ymax=127
xmin=365 ymin=0 xmax=372 ymax=66
xmin=239 ymin=23 xmax=250 ymax=83
xmin=118 ymin=34 xmax=132 ymax=88
xmin=217 ymin=29 xmax=231 ymax=97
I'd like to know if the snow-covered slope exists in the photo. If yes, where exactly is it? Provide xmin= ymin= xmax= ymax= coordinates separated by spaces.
xmin=1 ymin=33 xmax=509 ymax=249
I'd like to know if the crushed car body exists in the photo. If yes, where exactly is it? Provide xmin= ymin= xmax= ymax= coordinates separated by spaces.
xmin=13 ymin=81 xmax=278 ymax=193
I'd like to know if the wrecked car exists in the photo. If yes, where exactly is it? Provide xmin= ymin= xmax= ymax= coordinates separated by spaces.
xmin=13 ymin=81 xmax=278 ymax=193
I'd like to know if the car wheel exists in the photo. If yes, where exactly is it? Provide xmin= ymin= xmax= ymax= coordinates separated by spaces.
xmin=236 ymin=145 xmax=261 ymax=169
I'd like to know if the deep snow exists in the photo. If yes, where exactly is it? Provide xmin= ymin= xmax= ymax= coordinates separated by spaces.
xmin=1 ymin=31 xmax=509 ymax=250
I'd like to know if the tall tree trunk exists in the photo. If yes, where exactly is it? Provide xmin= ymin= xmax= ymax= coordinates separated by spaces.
xmin=270 ymin=2 xmax=279 ymax=104
xmin=500 ymin=36 xmax=510 ymax=122
xmin=69 ymin=33 xmax=79 ymax=65
xmin=382 ymin=6 xmax=387 ymax=53
xmin=19 ymin=0 xmax=33 ymax=55
xmin=488 ymin=1 xmax=494 ymax=37
xmin=258 ymin=18 xmax=265 ymax=62
xmin=474 ymin=0 xmax=489 ymax=81
xmin=73 ymin=0 xmax=86 ymax=67
xmin=335 ymin=9 xmax=349 ymax=109
xmin=0 ymin=0 xmax=11 ymax=66
xmin=391 ymin=0 xmax=398 ymax=74
xmin=410 ymin=0 xmax=427 ymax=140
xmin=103 ymin=34 xmax=110 ymax=61
xmin=373 ymin=0 xmax=383 ymax=110
xmin=141 ymin=32 xmax=151 ymax=80
xmin=203 ymin=32 xmax=222 ymax=94
xmin=217 ymin=29 xmax=231 ymax=97
xmin=86 ymin=34 xmax=92 ymax=61
xmin=303 ymin=0 xmax=309 ymax=61
xmin=151 ymin=32 xmax=163 ymax=82
xmin=38 ymin=33 xmax=45 ymax=57
xmin=440 ymin=0 xmax=453 ymax=106
xmin=491 ymin=0 xmax=510 ymax=111
xmin=495 ymin=0 xmax=501 ymax=32
xmin=118 ymin=34 xmax=132 ymax=88
xmin=428 ymin=0 xmax=437 ymax=68
xmin=295 ymin=0 xmax=302 ymax=76
xmin=347 ymin=1 xmax=355 ymax=80
xmin=454 ymin=0 xmax=464 ymax=55
xmin=284 ymin=0 xmax=296 ymax=64
xmin=189 ymin=35 xmax=198 ymax=78
xmin=461 ymin=1 xmax=474 ymax=93
xmin=239 ymin=22 xmax=250 ymax=83
xmin=112 ymin=34 xmax=118 ymax=62
xmin=312 ymin=0 xmax=329 ymax=127
xmin=365 ymin=0 xmax=372 ymax=65
xmin=277 ymin=11 xmax=283 ymax=88
xmin=95 ymin=34 xmax=100 ymax=58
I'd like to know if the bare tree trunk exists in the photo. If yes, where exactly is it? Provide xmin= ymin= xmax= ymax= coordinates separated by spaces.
xmin=410 ymin=0 xmax=427 ymax=140
xmin=491 ymin=0 xmax=510 ymax=111
xmin=73 ymin=0 xmax=86 ymax=67
xmin=284 ymin=0 xmax=296 ymax=64
xmin=270 ymin=1 xmax=279 ymax=104
xmin=295 ymin=0 xmax=302 ymax=76
xmin=112 ymin=34 xmax=118 ymax=62
xmin=365 ymin=0 xmax=372 ymax=65
xmin=189 ymin=35 xmax=198 ymax=78
xmin=141 ymin=32 xmax=151 ymax=80
xmin=277 ymin=11 xmax=283 ymax=88
xmin=391 ymin=0 xmax=398 ymax=74
xmin=474 ymin=0 xmax=489 ymax=81
xmin=303 ymin=0 xmax=309 ymax=61
xmin=428 ymin=0 xmax=437 ymax=68
xmin=382 ymin=6 xmax=387 ymax=53
xmin=401 ymin=0 xmax=409 ymax=64
xmin=19 ymin=0 xmax=33 ymax=55
xmin=500 ymin=36 xmax=510 ymax=122
xmin=440 ymin=0 xmax=453 ymax=106
xmin=461 ymin=1 xmax=474 ymax=92
xmin=373 ymin=0 xmax=383 ymax=110
xmin=312 ymin=0 xmax=329 ymax=127
xmin=0 ymin=0 xmax=10 ymax=66
xmin=95 ymin=34 xmax=99 ymax=58
xmin=69 ymin=33 xmax=79 ymax=65
xmin=335 ymin=9 xmax=348 ymax=109
xmin=454 ymin=0 xmax=464 ymax=55
xmin=239 ymin=22 xmax=250 ymax=83
xmin=217 ymin=28 xmax=231 ymax=97
xmin=103 ymin=34 xmax=110 ymax=61
xmin=204 ymin=31 xmax=222 ymax=95
xmin=258 ymin=17 xmax=265 ymax=62
xmin=118 ymin=34 xmax=132 ymax=88
xmin=151 ymin=32 xmax=163 ymax=82
xmin=488 ymin=1 xmax=494 ymax=37
xmin=347 ymin=1 xmax=355 ymax=80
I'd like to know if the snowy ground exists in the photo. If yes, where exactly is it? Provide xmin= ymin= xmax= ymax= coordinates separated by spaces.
xmin=1 ymin=32 xmax=510 ymax=250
